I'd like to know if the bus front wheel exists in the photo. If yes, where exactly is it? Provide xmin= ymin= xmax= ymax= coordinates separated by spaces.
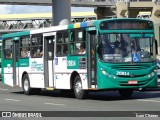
xmin=22 ymin=74 xmax=33 ymax=95
xmin=22 ymin=74 xmax=41 ymax=95
xmin=119 ymin=89 xmax=133 ymax=98
xmin=73 ymin=76 xmax=88 ymax=99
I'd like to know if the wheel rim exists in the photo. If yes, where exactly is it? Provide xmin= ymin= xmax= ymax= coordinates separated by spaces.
xmin=75 ymin=80 xmax=82 ymax=95
xmin=24 ymin=79 xmax=29 ymax=92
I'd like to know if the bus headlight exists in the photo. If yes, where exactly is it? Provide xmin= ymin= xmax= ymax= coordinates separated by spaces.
xmin=102 ymin=70 xmax=106 ymax=75
xmin=148 ymin=74 xmax=151 ymax=78
xmin=152 ymin=72 xmax=154 ymax=76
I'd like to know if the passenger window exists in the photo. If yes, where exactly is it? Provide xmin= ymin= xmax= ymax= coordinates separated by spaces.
xmin=69 ymin=29 xmax=86 ymax=55
xmin=56 ymin=31 xmax=69 ymax=56
xmin=20 ymin=36 xmax=30 ymax=58
xmin=4 ymin=39 xmax=12 ymax=59
xmin=31 ymin=34 xmax=43 ymax=58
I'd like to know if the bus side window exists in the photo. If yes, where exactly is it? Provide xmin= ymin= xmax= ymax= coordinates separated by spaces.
xmin=69 ymin=31 xmax=75 ymax=54
xmin=21 ymin=47 xmax=28 ymax=57
xmin=5 ymin=50 xmax=12 ymax=59
xmin=20 ymin=36 xmax=30 ymax=58
xmin=56 ymin=31 xmax=69 ymax=56
xmin=31 ymin=34 xmax=43 ymax=58
xmin=69 ymin=29 xmax=86 ymax=55
xmin=4 ymin=39 xmax=12 ymax=59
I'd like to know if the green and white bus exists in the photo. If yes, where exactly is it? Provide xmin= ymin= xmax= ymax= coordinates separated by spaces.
xmin=1 ymin=18 xmax=157 ymax=99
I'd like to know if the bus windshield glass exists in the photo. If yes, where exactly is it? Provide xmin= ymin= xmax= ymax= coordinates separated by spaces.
xmin=98 ymin=33 xmax=154 ymax=63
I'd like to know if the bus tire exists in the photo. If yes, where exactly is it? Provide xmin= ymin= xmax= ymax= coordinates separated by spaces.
xmin=119 ymin=89 xmax=133 ymax=98
xmin=73 ymin=75 xmax=88 ymax=99
xmin=22 ymin=74 xmax=34 ymax=95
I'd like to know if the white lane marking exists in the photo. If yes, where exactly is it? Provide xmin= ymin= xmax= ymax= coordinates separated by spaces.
xmin=44 ymin=103 xmax=65 ymax=106
xmin=0 ymin=88 xmax=8 ymax=91
xmin=5 ymin=99 xmax=20 ymax=102
xmin=137 ymin=99 xmax=160 ymax=103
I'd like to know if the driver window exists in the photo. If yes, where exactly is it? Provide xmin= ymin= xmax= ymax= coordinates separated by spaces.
xmin=139 ymin=38 xmax=152 ymax=59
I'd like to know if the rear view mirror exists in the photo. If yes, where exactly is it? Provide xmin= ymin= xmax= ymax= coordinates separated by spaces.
xmin=96 ymin=44 xmax=102 ymax=54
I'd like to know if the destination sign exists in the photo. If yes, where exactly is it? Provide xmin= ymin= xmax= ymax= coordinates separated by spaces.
xmin=100 ymin=20 xmax=153 ymax=30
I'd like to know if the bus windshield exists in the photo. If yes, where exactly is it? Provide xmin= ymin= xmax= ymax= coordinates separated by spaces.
xmin=98 ymin=33 xmax=154 ymax=63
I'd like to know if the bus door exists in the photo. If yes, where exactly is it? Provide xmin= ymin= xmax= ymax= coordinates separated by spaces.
xmin=87 ymin=30 xmax=97 ymax=88
xmin=12 ymin=37 xmax=19 ymax=86
xmin=43 ymin=32 xmax=56 ymax=88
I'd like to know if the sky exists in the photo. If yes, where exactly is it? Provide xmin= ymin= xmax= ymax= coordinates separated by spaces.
xmin=0 ymin=5 xmax=94 ymax=14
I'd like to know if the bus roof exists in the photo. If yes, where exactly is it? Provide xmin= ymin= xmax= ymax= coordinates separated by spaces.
xmin=2 ymin=18 xmax=153 ymax=38
xmin=2 ymin=31 xmax=30 ymax=39
xmin=30 ymin=25 xmax=68 ymax=34
xmin=30 ymin=20 xmax=97 ymax=34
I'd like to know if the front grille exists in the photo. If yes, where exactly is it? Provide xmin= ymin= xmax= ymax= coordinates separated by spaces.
xmin=117 ymin=74 xmax=147 ymax=78
xmin=112 ymin=64 xmax=151 ymax=70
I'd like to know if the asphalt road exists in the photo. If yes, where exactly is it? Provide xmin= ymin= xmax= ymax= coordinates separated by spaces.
xmin=0 ymin=81 xmax=160 ymax=120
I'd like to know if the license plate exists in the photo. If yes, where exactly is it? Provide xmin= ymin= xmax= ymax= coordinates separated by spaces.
xmin=128 ymin=81 xmax=137 ymax=84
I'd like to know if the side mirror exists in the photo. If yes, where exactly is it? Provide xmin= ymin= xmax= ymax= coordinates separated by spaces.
xmin=96 ymin=44 xmax=101 ymax=54
xmin=155 ymin=39 xmax=158 ymax=55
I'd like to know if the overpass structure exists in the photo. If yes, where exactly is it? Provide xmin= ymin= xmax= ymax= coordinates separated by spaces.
xmin=0 ymin=12 xmax=96 ymax=33
xmin=0 ymin=0 xmax=115 ymax=6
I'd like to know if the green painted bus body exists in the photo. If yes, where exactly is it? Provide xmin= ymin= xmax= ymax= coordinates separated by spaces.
xmin=94 ymin=19 xmax=157 ymax=89
xmin=97 ymin=61 xmax=157 ymax=89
